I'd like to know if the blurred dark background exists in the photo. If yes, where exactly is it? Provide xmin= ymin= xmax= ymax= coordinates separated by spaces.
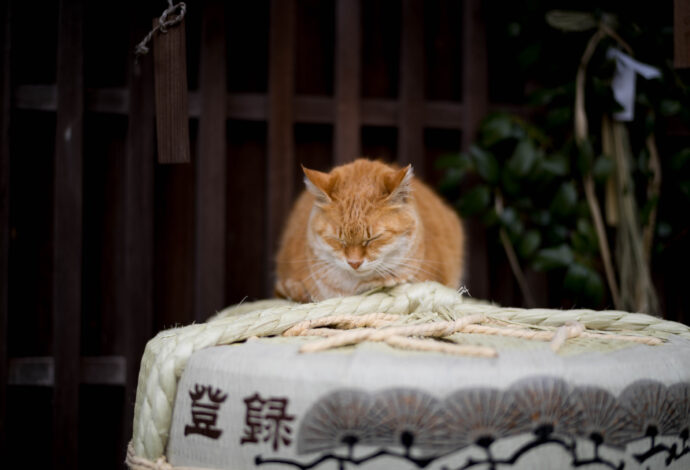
xmin=1 ymin=0 xmax=689 ymax=468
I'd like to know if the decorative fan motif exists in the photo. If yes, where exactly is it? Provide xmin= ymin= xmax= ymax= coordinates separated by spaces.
xmin=287 ymin=378 xmax=690 ymax=470
xmin=444 ymin=387 xmax=525 ymax=451
xmin=668 ymin=382 xmax=690 ymax=441
xmin=370 ymin=388 xmax=451 ymax=456
xmin=619 ymin=380 xmax=680 ymax=438
xmin=572 ymin=386 xmax=636 ymax=448
xmin=296 ymin=389 xmax=380 ymax=455
xmin=508 ymin=376 xmax=584 ymax=438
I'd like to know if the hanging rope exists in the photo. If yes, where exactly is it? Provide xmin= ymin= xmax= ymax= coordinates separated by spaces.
xmin=134 ymin=1 xmax=187 ymax=58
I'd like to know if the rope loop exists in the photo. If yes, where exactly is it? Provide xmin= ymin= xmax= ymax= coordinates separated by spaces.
xmin=134 ymin=1 xmax=187 ymax=58
xmin=159 ymin=2 xmax=186 ymax=33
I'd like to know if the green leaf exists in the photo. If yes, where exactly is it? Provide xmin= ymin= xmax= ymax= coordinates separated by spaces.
xmin=571 ymin=232 xmax=588 ymax=254
xmin=660 ymin=99 xmax=682 ymax=117
xmin=499 ymin=206 xmax=518 ymax=227
xmin=501 ymin=169 xmax=521 ymax=196
xmin=532 ymin=210 xmax=551 ymax=226
xmin=577 ymin=138 xmax=595 ymax=174
xmin=656 ymin=221 xmax=672 ymax=238
xmin=517 ymin=42 xmax=542 ymax=70
xmin=481 ymin=208 xmax=499 ymax=226
xmin=480 ymin=114 xmax=515 ymax=147
xmin=518 ymin=230 xmax=542 ymax=258
xmin=680 ymin=181 xmax=690 ymax=201
xmin=639 ymin=195 xmax=659 ymax=226
xmin=532 ymin=244 xmax=574 ymax=271
xmin=548 ymin=225 xmax=570 ymax=244
xmin=507 ymin=139 xmax=539 ymax=177
xmin=576 ymin=218 xmax=597 ymax=248
xmin=539 ymin=153 xmax=570 ymax=177
xmin=592 ymin=155 xmax=614 ymax=183
xmin=469 ymin=145 xmax=500 ymax=184
xmin=550 ymin=181 xmax=578 ymax=217
xmin=435 ymin=153 xmax=464 ymax=169
xmin=671 ymin=148 xmax=690 ymax=171
xmin=583 ymin=270 xmax=604 ymax=304
xmin=564 ymin=262 xmax=589 ymax=292
xmin=545 ymin=107 xmax=572 ymax=129
xmin=499 ymin=207 xmax=525 ymax=240
xmin=457 ymin=185 xmax=491 ymax=215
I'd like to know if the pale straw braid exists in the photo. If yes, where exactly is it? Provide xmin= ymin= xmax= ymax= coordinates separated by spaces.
xmin=288 ymin=313 xmax=662 ymax=354
xmin=129 ymin=281 xmax=690 ymax=463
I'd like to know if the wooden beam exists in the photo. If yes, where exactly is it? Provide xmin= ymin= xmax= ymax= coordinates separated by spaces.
xmin=14 ymin=84 xmax=57 ymax=110
xmin=227 ymin=93 xmax=268 ymax=121
xmin=398 ymin=0 xmax=425 ymax=176
xmin=120 ymin=0 xmax=157 ymax=457
xmin=0 ymin=0 xmax=10 ymax=456
xmin=266 ymin=0 xmax=296 ymax=295
xmin=462 ymin=0 xmax=490 ymax=300
xmin=295 ymin=95 xmax=333 ymax=124
xmin=52 ymin=0 xmax=84 ymax=466
xmin=334 ymin=0 xmax=361 ymax=165
xmin=14 ymin=85 xmax=474 ymax=129
xmin=675 ymin=0 xmax=690 ymax=68
xmin=8 ymin=356 xmax=126 ymax=386
xmin=195 ymin=0 xmax=227 ymax=320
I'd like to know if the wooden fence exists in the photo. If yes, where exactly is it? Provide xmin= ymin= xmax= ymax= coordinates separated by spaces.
xmin=1 ymin=0 xmax=688 ymax=468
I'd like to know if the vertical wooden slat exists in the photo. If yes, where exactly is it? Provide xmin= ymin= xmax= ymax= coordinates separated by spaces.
xmin=334 ymin=0 xmax=361 ymax=165
xmin=266 ymin=0 xmax=295 ymax=294
xmin=675 ymin=0 xmax=690 ymax=68
xmin=195 ymin=0 xmax=227 ymax=320
xmin=120 ymin=1 xmax=156 ymax=455
xmin=398 ymin=0 xmax=424 ymax=176
xmin=152 ymin=16 xmax=190 ymax=163
xmin=0 ymin=0 xmax=11 ymax=456
xmin=461 ymin=0 xmax=487 ymax=150
xmin=461 ymin=0 xmax=490 ymax=300
xmin=52 ymin=0 xmax=83 ymax=466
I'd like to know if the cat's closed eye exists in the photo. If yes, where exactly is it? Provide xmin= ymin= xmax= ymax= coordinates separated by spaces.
xmin=362 ymin=234 xmax=383 ymax=246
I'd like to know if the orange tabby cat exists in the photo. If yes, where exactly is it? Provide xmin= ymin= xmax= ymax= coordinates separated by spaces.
xmin=275 ymin=159 xmax=464 ymax=302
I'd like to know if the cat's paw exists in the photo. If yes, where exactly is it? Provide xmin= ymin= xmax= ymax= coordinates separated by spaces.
xmin=275 ymin=279 xmax=312 ymax=303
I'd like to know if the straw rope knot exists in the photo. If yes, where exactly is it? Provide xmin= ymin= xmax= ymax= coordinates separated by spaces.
xmin=134 ymin=1 xmax=187 ymax=58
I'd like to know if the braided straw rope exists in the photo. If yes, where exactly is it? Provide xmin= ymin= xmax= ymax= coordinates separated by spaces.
xmin=130 ymin=281 xmax=690 ymax=462
xmin=284 ymin=313 xmax=662 ymax=355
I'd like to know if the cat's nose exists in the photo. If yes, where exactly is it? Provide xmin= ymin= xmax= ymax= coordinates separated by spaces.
xmin=347 ymin=259 xmax=363 ymax=270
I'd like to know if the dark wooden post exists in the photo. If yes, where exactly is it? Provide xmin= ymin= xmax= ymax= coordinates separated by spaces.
xmin=120 ymin=0 xmax=156 ymax=455
xmin=462 ymin=0 xmax=490 ymax=300
xmin=195 ymin=0 xmax=228 ymax=320
xmin=399 ymin=0 xmax=425 ymax=176
xmin=52 ymin=0 xmax=84 ymax=466
xmin=675 ymin=0 xmax=690 ymax=68
xmin=334 ymin=0 xmax=361 ymax=165
xmin=266 ymin=0 xmax=295 ymax=295
xmin=0 ymin=0 xmax=11 ymax=456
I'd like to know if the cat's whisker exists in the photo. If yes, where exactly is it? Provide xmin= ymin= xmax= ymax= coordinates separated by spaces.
xmin=391 ymin=259 xmax=444 ymax=278
xmin=303 ymin=263 xmax=339 ymax=283
xmin=277 ymin=258 xmax=324 ymax=265
xmin=388 ymin=256 xmax=447 ymax=266
xmin=389 ymin=256 xmax=445 ymax=272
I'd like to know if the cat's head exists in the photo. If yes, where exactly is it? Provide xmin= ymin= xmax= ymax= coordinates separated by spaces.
xmin=302 ymin=159 xmax=418 ymax=277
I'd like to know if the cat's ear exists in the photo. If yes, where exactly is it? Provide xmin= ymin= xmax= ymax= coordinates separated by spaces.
xmin=383 ymin=164 xmax=413 ymax=204
xmin=302 ymin=165 xmax=337 ymax=205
